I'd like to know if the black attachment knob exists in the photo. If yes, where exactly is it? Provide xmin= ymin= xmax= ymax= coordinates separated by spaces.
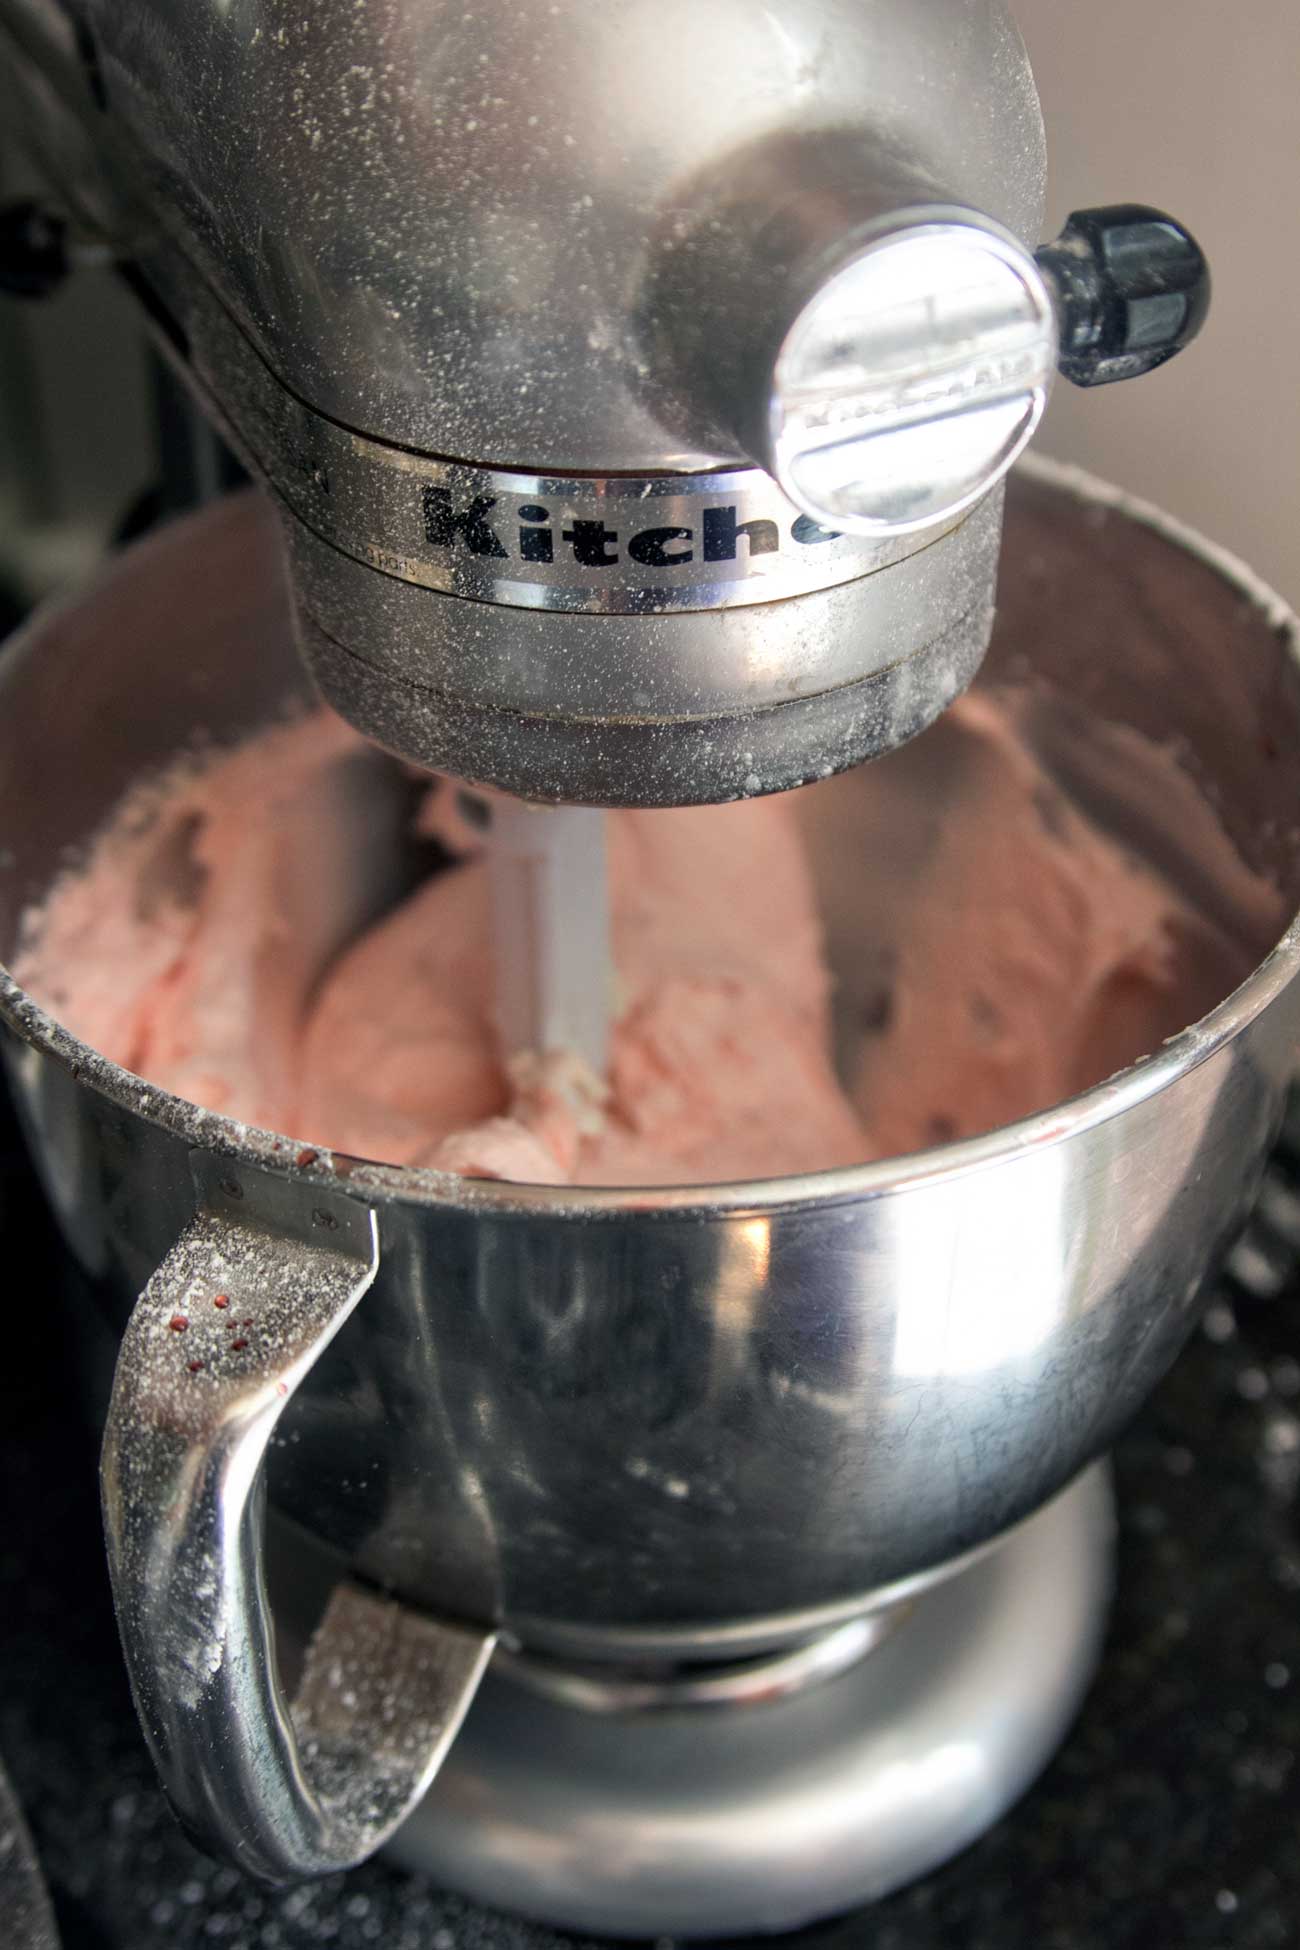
xmin=1036 ymin=204 xmax=1211 ymax=389
xmin=0 ymin=201 xmax=69 ymax=300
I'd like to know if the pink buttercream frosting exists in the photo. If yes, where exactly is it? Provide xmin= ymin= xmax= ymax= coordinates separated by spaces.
xmin=15 ymin=694 xmax=1284 ymax=1185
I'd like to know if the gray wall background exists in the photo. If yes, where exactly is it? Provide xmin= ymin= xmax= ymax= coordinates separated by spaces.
xmin=1016 ymin=0 xmax=1300 ymax=600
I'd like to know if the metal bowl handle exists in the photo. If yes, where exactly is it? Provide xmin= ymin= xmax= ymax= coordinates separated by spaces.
xmin=100 ymin=1158 xmax=495 ymax=1884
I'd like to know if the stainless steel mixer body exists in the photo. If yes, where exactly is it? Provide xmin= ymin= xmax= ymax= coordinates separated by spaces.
xmin=1 ymin=0 xmax=1057 ymax=801
xmin=0 ymin=2 xmax=1213 ymax=804
xmin=2 ymin=464 xmax=1299 ymax=1898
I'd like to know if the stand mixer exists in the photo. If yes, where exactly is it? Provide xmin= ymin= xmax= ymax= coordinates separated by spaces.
xmin=1 ymin=0 xmax=1281 ymax=1938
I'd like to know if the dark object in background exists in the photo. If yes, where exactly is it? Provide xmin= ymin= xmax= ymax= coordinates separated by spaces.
xmin=0 ymin=573 xmax=23 ymax=639
xmin=0 ymin=200 xmax=68 ymax=301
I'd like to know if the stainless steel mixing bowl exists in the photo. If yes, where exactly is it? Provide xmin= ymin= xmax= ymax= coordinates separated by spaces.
xmin=1 ymin=457 xmax=1298 ymax=1884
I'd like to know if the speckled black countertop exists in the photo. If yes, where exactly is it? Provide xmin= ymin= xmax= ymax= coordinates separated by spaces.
xmin=2 ymin=1081 xmax=1298 ymax=1950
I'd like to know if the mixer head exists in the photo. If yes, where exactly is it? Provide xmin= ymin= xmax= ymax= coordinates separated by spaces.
xmin=1 ymin=0 xmax=1209 ymax=805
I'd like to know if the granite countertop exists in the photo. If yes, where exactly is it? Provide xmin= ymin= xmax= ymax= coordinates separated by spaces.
xmin=1 ymin=1086 xmax=1298 ymax=1950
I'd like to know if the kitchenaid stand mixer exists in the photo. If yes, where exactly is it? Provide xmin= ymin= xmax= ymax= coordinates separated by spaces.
xmin=0 ymin=0 xmax=1252 ymax=1936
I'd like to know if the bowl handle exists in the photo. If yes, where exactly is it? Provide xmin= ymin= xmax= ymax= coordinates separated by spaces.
xmin=99 ymin=1156 xmax=496 ymax=1884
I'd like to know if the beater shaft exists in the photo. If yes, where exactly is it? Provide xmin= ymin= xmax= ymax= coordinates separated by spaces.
xmin=488 ymin=800 xmax=611 ymax=1076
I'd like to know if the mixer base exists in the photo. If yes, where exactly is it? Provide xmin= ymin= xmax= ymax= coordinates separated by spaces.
xmin=386 ymin=1465 xmax=1114 ymax=1938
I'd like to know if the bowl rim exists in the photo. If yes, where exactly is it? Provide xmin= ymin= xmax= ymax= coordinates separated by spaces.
xmin=3 ymin=452 xmax=1299 ymax=1220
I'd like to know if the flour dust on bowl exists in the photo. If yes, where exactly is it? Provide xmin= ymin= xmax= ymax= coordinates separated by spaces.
xmin=1 ymin=459 xmax=1299 ymax=1935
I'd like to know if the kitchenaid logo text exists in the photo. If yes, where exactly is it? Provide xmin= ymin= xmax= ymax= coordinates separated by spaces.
xmin=795 ymin=348 xmax=1043 ymax=436
xmin=421 ymin=487 xmax=841 ymax=569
